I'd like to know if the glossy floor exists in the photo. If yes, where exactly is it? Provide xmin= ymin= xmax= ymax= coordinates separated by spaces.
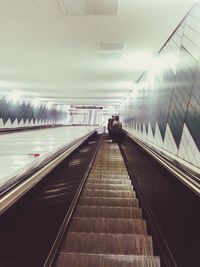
xmin=0 ymin=126 xmax=97 ymax=189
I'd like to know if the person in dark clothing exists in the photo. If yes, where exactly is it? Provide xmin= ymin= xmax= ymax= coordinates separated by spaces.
xmin=107 ymin=115 xmax=115 ymax=138
xmin=111 ymin=115 xmax=122 ymax=143
xmin=107 ymin=118 xmax=112 ymax=138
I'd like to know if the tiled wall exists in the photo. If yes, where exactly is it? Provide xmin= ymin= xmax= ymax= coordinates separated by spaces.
xmin=120 ymin=4 xmax=200 ymax=170
xmin=0 ymin=93 xmax=68 ymax=128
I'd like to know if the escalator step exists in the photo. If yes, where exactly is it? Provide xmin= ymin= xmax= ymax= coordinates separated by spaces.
xmin=55 ymin=253 xmax=160 ymax=267
xmin=90 ymin=171 xmax=128 ymax=175
xmin=95 ymin=162 xmax=125 ymax=164
xmin=82 ymin=189 xmax=135 ymax=198
xmin=85 ymin=178 xmax=132 ymax=184
xmin=84 ymin=183 xmax=133 ymax=191
xmin=93 ymin=161 xmax=124 ymax=163
xmin=79 ymin=197 xmax=138 ymax=207
xmin=60 ymin=232 xmax=153 ymax=255
xmin=88 ymin=174 xmax=130 ymax=179
xmin=92 ymin=167 xmax=127 ymax=171
xmin=69 ymin=217 xmax=147 ymax=234
xmin=74 ymin=206 xmax=142 ymax=219
xmin=92 ymin=166 xmax=126 ymax=169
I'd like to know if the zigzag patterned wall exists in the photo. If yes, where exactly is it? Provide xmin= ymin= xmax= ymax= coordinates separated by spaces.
xmin=0 ymin=93 xmax=68 ymax=128
xmin=120 ymin=4 xmax=200 ymax=170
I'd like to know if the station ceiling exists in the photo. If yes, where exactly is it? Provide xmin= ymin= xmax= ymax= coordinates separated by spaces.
xmin=0 ymin=0 xmax=195 ymax=107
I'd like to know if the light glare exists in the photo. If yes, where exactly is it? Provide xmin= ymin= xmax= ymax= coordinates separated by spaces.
xmin=46 ymin=102 xmax=53 ymax=109
xmin=32 ymin=98 xmax=40 ymax=107
xmin=7 ymin=90 xmax=22 ymax=104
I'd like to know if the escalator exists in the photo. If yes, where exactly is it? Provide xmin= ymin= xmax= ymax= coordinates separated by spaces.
xmin=54 ymin=138 xmax=160 ymax=267
xmin=1 ymin=131 xmax=199 ymax=267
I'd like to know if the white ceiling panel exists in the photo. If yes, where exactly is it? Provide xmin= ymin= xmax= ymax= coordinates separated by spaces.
xmin=0 ymin=0 xmax=195 ymax=107
xmin=98 ymin=52 xmax=122 ymax=59
xmin=100 ymin=42 xmax=125 ymax=51
xmin=60 ymin=0 xmax=119 ymax=15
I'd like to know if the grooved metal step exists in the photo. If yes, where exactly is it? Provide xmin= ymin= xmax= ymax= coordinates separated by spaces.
xmin=61 ymin=232 xmax=153 ymax=255
xmin=82 ymin=189 xmax=135 ymax=198
xmin=88 ymin=174 xmax=130 ymax=179
xmin=74 ymin=206 xmax=142 ymax=219
xmin=90 ymin=171 xmax=128 ymax=176
xmin=85 ymin=178 xmax=132 ymax=184
xmin=69 ymin=217 xmax=147 ymax=234
xmin=92 ymin=166 xmax=127 ymax=170
xmin=84 ymin=183 xmax=133 ymax=191
xmin=91 ymin=169 xmax=127 ymax=175
xmin=56 ymin=253 xmax=160 ymax=267
xmin=79 ymin=197 xmax=138 ymax=207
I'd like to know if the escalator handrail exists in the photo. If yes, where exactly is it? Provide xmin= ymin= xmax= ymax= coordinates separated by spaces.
xmin=0 ymin=129 xmax=97 ymax=215
xmin=43 ymin=133 xmax=104 ymax=267
xmin=124 ymin=130 xmax=200 ymax=197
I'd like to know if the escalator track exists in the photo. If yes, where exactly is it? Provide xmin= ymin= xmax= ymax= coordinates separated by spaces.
xmin=54 ymin=138 xmax=160 ymax=267
xmin=0 ymin=134 xmax=161 ymax=267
